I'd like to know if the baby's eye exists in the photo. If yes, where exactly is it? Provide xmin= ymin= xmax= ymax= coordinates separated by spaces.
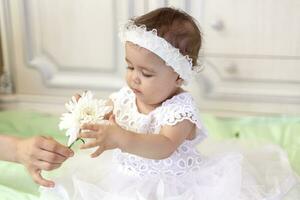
xmin=142 ymin=72 xmax=153 ymax=78
xmin=127 ymin=66 xmax=134 ymax=70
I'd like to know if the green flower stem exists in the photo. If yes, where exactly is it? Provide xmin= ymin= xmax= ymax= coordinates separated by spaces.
xmin=68 ymin=138 xmax=85 ymax=148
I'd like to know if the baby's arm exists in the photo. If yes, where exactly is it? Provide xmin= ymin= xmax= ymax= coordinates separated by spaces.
xmin=118 ymin=120 xmax=195 ymax=159
xmin=80 ymin=119 xmax=195 ymax=160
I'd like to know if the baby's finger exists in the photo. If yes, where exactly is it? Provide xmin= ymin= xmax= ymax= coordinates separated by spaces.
xmin=80 ymin=131 xmax=99 ymax=139
xmin=81 ymin=123 xmax=102 ymax=132
xmin=91 ymin=146 xmax=105 ymax=158
xmin=73 ymin=94 xmax=81 ymax=102
xmin=80 ymin=140 xmax=100 ymax=149
xmin=109 ymin=115 xmax=116 ymax=123
xmin=30 ymin=168 xmax=55 ymax=188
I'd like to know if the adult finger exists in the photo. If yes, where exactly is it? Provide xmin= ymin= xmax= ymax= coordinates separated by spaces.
xmin=43 ymin=136 xmax=53 ymax=140
xmin=39 ymin=138 xmax=74 ymax=158
xmin=91 ymin=146 xmax=105 ymax=158
xmin=34 ymin=160 xmax=61 ymax=171
xmin=29 ymin=168 xmax=55 ymax=188
xmin=36 ymin=149 xmax=67 ymax=164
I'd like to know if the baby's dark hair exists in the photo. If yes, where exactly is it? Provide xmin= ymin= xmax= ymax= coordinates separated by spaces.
xmin=132 ymin=7 xmax=202 ymax=66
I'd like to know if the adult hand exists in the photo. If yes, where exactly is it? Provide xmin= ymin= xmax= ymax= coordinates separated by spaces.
xmin=16 ymin=136 xmax=74 ymax=187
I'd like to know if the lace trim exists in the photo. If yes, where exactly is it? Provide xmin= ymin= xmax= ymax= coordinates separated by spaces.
xmin=110 ymin=86 xmax=208 ymax=137
xmin=110 ymin=86 xmax=210 ymax=177
xmin=119 ymin=20 xmax=193 ymax=85
xmin=162 ymin=94 xmax=205 ymax=127
xmin=114 ymin=147 xmax=206 ymax=178
xmin=162 ymin=109 xmax=202 ymax=128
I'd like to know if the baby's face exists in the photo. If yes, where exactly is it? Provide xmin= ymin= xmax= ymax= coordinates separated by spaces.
xmin=125 ymin=42 xmax=182 ymax=109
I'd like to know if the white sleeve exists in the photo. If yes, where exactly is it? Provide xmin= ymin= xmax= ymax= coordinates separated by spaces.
xmin=160 ymin=98 xmax=209 ymax=142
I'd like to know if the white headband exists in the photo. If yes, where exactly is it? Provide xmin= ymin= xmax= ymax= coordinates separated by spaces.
xmin=119 ymin=20 xmax=197 ymax=85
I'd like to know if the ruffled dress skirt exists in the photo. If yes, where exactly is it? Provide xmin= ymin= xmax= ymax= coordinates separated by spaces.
xmin=40 ymin=139 xmax=300 ymax=200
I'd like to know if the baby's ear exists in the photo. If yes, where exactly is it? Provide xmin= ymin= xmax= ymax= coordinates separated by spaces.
xmin=175 ymin=76 xmax=184 ymax=87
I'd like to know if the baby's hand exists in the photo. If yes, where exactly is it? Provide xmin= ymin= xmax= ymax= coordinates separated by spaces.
xmin=79 ymin=115 xmax=121 ymax=157
xmin=73 ymin=93 xmax=81 ymax=102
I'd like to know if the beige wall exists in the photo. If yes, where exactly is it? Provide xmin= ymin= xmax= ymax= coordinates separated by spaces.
xmin=0 ymin=0 xmax=299 ymax=116
xmin=0 ymin=31 xmax=3 ymax=75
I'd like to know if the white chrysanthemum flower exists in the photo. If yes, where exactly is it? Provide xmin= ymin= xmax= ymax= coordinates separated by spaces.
xmin=59 ymin=91 xmax=113 ymax=147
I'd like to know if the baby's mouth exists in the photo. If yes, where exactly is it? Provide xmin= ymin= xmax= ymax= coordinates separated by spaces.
xmin=132 ymin=88 xmax=142 ymax=94
xmin=129 ymin=85 xmax=142 ymax=94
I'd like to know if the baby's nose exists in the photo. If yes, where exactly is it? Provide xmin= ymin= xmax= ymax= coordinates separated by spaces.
xmin=132 ymin=71 xmax=141 ymax=84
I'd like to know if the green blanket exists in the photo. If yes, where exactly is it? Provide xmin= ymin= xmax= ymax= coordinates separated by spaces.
xmin=0 ymin=110 xmax=299 ymax=199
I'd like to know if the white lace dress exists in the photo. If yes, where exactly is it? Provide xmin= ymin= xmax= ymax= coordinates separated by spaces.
xmin=40 ymin=86 xmax=300 ymax=200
